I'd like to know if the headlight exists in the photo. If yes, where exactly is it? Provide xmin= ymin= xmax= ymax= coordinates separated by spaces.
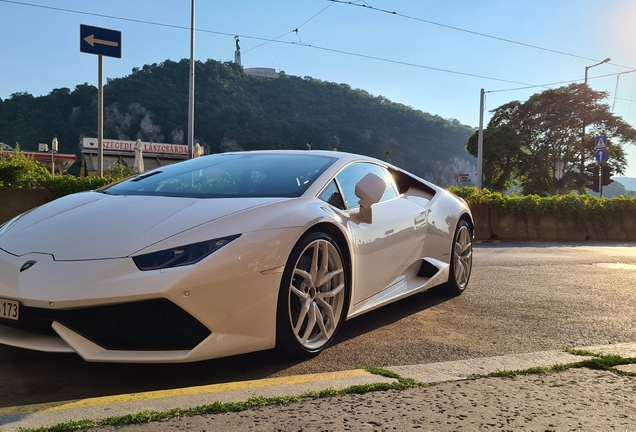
xmin=132 ymin=234 xmax=241 ymax=271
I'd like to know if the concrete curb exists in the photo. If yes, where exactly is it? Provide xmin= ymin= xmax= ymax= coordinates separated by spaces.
xmin=1 ymin=342 xmax=634 ymax=432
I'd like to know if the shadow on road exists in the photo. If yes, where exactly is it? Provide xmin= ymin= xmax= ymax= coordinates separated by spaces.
xmin=334 ymin=284 xmax=456 ymax=344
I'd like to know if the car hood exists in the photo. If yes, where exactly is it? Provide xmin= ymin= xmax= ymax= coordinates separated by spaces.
xmin=0 ymin=192 xmax=285 ymax=260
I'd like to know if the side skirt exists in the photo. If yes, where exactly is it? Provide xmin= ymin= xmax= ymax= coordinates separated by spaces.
xmin=346 ymin=257 xmax=449 ymax=319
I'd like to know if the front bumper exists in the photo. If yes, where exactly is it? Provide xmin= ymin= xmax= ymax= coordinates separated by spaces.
xmin=0 ymin=227 xmax=303 ymax=363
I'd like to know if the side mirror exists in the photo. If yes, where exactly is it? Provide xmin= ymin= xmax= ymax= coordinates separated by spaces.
xmin=355 ymin=172 xmax=385 ymax=223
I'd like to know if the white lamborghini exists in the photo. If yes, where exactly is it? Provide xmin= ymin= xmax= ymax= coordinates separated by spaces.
xmin=0 ymin=150 xmax=473 ymax=363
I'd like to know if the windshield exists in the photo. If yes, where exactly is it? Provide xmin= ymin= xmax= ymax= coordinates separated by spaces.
xmin=103 ymin=153 xmax=337 ymax=198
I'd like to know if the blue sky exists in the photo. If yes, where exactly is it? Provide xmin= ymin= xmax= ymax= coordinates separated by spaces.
xmin=3 ymin=0 xmax=636 ymax=176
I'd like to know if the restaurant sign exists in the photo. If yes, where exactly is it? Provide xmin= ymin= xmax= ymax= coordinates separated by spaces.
xmin=82 ymin=138 xmax=188 ymax=156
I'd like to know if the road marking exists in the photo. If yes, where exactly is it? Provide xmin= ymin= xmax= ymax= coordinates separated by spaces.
xmin=0 ymin=369 xmax=371 ymax=416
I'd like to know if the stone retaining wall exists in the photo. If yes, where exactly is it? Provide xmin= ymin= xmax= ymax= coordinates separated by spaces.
xmin=470 ymin=203 xmax=636 ymax=241
xmin=0 ymin=188 xmax=55 ymax=224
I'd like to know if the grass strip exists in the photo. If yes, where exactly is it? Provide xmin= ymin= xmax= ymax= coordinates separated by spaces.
xmin=16 ymin=396 xmax=302 ymax=432
xmin=15 ymin=367 xmax=416 ymax=432
xmin=483 ymin=348 xmax=636 ymax=379
xmin=15 ymin=353 xmax=636 ymax=432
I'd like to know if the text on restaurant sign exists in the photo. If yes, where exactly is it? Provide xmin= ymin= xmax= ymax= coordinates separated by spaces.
xmin=82 ymin=138 xmax=188 ymax=155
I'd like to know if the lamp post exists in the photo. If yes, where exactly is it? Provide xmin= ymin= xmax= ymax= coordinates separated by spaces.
xmin=581 ymin=58 xmax=611 ymax=173
xmin=187 ymin=0 xmax=195 ymax=159
xmin=477 ymin=88 xmax=485 ymax=189
xmin=612 ymin=69 xmax=636 ymax=112
xmin=51 ymin=136 xmax=58 ymax=178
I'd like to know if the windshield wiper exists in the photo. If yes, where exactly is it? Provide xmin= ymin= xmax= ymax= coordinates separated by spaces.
xmin=131 ymin=171 xmax=162 ymax=182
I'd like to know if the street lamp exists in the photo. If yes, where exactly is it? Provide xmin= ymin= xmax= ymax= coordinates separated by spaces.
xmin=585 ymin=58 xmax=611 ymax=85
xmin=581 ymin=57 xmax=611 ymax=173
xmin=612 ymin=69 xmax=636 ymax=112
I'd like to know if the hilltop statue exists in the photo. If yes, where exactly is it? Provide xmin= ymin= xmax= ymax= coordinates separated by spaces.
xmin=234 ymin=36 xmax=241 ymax=66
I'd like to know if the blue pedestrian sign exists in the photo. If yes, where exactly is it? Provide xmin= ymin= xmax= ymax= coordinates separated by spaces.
xmin=80 ymin=25 xmax=121 ymax=58
xmin=595 ymin=148 xmax=608 ymax=163
xmin=595 ymin=135 xmax=608 ymax=149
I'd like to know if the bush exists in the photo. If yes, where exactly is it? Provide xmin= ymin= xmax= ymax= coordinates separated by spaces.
xmin=46 ymin=175 xmax=114 ymax=198
xmin=0 ymin=147 xmax=133 ymax=197
xmin=448 ymin=186 xmax=636 ymax=232
xmin=46 ymin=166 xmax=134 ymax=198
xmin=0 ymin=146 xmax=51 ymax=188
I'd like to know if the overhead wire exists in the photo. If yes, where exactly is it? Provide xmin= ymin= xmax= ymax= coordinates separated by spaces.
xmin=0 ymin=0 xmax=194 ymax=32
xmin=237 ymin=1 xmax=336 ymax=58
xmin=326 ymin=0 xmax=636 ymax=70
xmin=487 ymin=72 xmax=622 ymax=93
xmin=290 ymin=43 xmax=536 ymax=86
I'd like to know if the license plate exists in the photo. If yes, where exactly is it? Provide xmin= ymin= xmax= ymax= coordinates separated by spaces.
xmin=0 ymin=298 xmax=19 ymax=321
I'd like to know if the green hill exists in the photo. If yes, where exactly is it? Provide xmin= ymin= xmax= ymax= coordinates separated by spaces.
xmin=0 ymin=58 xmax=475 ymax=184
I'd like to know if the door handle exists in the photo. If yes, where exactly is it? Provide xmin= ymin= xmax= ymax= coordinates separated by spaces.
xmin=414 ymin=210 xmax=430 ymax=227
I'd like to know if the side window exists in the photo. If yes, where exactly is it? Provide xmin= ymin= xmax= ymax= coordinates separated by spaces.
xmin=335 ymin=163 xmax=398 ymax=210
xmin=318 ymin=180 xmax=345 ymax=210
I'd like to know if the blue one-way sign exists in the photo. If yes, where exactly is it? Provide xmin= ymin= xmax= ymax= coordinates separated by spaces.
xmin=80 ymin=25 xmax=121 ymax=58
xmin=596 ymin=148 xmax=608 ymax=163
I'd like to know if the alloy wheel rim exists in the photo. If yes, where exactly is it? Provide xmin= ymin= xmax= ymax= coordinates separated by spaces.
xmin=453 ymin=225 xmax=472 ymax=288
xmin=289 ymin=239 xmax=345 ymax=350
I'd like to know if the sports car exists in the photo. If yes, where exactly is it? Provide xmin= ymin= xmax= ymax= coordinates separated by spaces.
xmin=0 ymin=150 xmax=473 ymax=363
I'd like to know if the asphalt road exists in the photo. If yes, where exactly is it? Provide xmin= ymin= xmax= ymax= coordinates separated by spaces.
xmin=4 ymin=241 xmax=636 ymax=409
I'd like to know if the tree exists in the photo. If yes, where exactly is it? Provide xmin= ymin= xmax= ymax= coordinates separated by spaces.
xmin=479 ymin=83 xmax=636 ymax=195
xmin=466 ymin=125 xmax=523 ymax=192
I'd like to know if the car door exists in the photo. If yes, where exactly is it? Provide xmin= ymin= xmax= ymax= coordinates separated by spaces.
xmin=333 ymin=163 xmax=429 ymax=305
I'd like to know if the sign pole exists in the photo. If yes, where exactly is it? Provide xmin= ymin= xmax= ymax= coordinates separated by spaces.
xmin=98 ymin=54 xmax=104 ymax=177
xmin=600 ymin=163 xmax=604 ymax=198
xmin=80 ymin=24 xmax=121 ymax=177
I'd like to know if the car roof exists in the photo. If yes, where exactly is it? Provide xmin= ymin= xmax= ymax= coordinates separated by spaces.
xmin=214 ymin=149 xmax=376 ymax=164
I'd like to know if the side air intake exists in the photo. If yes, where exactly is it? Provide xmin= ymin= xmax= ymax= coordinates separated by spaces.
xmin=417 ymin=259 xmax=441 ymax=278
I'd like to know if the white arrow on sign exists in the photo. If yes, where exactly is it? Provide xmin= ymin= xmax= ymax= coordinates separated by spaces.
xmin=83 ymin=34 xmax=119 ymax=47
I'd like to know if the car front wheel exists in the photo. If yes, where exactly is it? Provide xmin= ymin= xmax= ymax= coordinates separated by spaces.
xmin=276 ymin=231 xmax=348 ymax=358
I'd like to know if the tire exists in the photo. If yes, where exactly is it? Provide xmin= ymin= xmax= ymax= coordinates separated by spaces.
xmin=445 ymin=219 xmax=473 ymax=295
xmin=276 ymin=231 xmax=349 ymax=358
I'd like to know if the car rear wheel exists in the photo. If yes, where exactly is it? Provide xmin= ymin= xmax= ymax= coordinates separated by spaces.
xmin=445 ymin=219 xmax=473 ymax=295
xmin=276 ymin=231 xmax=348 ymax=358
